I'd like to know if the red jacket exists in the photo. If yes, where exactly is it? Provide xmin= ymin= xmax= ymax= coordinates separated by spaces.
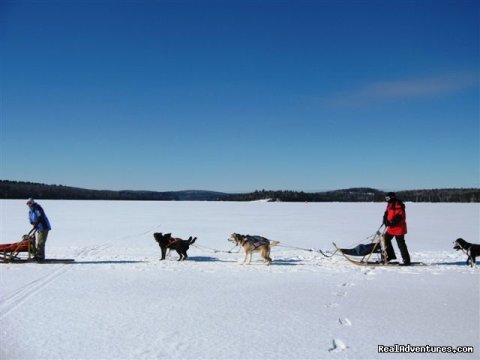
xmin=384 ymin=200 xmax=407 ymax=236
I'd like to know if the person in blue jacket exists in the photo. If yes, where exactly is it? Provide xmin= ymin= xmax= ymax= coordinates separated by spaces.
xmin=26 ymin=198 xmax=51 ymax=261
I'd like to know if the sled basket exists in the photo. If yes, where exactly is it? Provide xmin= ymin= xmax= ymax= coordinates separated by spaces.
xmin=0 ymin=234 xmax=35 ymax=263
xmin=334 ymin=228 xmax=388 ymax=265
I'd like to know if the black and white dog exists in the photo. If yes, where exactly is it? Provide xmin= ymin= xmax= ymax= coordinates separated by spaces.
xmin=453 ymin=238 xmax=480 ymax=267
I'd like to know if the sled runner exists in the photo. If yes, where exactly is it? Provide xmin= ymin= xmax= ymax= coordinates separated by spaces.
xmin=333 ymin=243 xmax=425 ymax=267
xmin=3 ymin=258 xmax=76 ymax=264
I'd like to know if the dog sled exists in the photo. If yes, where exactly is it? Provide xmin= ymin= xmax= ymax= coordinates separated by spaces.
xmin=333 ymin=226 xmax=424 ymax=267
xmin=333 ymin=226 xmax=389 ymax=266
xmin=0 ymin=229 xmax=75 ymax=264
xmin=0 ymin=229 xmax=36 ymax=263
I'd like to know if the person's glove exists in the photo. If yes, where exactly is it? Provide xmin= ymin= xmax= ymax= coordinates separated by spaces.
xmin=388 ymin=215 xmax=402 ymax=226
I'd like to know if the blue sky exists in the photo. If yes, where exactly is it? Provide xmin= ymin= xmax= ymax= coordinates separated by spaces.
xmin=1 ymin=0 xmax=478 ymax=192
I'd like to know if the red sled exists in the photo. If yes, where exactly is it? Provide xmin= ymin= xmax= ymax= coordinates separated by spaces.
xmin=0 ymin=234 xmax=35 ymax=263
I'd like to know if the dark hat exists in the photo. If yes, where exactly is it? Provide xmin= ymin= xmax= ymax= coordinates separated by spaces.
xmin=385 ymin=192 xmax=396 ymax=201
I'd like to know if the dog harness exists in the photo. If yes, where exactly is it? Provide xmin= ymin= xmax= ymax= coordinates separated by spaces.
xmin=242 ymin=235 xmax=270 ymax=249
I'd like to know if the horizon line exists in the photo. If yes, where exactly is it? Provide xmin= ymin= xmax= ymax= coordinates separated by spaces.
xmin=1 ymin=179 xmax=479 ymax=195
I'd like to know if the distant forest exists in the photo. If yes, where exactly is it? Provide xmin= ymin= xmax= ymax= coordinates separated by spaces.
xmin=0 ymin=180 xmax=225 ymax=201
xmin=0 ymin=180 xmax=478 ymax=202
xmin=222 ymin=188 xmax=480 ymax=202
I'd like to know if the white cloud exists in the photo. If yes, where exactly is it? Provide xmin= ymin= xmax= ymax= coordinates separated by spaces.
xmin=322 ymin=71 xmax=478 ymax=106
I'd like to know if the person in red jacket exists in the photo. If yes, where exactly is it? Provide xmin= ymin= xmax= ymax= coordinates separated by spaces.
xmin=383 ymin=192 xmax=411 ymax=266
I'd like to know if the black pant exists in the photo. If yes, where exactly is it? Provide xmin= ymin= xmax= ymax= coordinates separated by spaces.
xmin=384 ymin=233 xmax=411 ymax=264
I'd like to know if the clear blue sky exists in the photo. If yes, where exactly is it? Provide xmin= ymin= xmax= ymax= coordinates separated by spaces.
xmin=1 ymin=0 xmax=478 ymax=192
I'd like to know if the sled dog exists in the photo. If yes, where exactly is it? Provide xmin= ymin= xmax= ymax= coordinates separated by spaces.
xmin=153 ymin=233 xmax=197 ymax=261
xmin=228 ymin=233 xmax=279 ymax=265
xmin=453 ymin=238 xmax=479 ymax=268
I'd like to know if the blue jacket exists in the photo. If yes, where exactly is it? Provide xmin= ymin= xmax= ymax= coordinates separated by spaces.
xmin=29 ymin=203 xmax=51 ymax=231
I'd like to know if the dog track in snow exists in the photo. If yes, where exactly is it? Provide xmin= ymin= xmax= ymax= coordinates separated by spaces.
xmin=338 ymin=318 xmax=352 ymax=326
xmin=324 ymin=281 xmax=357 ymax=352
xmin=329 ymin=338 xmax=348 ymax=352
xmin=324 ymin=302 xmax=339 ymax=308
xmin=363 ymin=268 xmax=377 ymax=277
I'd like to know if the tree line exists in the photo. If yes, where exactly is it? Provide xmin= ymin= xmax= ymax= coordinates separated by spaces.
xmin=0 ymin=180 xmax=225 ymax=201
xmin=0 ymin=180 xmax=478 ymax=202
xmin=222 ymin=188 xmax=480 ymax=202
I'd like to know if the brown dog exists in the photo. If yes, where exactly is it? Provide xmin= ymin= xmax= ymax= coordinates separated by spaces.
xmin=228 ymin=233 xmax=279 ymax=265
xmin=153 ymin=233 xmax=197 ymax=261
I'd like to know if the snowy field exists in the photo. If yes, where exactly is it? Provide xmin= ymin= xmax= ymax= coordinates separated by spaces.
xmin=0 ymin=200 xmax=479 ymax=360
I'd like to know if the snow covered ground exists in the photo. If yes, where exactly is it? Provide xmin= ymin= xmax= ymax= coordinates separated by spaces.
xmin=0 ymin=200 xmax=479 ymax=360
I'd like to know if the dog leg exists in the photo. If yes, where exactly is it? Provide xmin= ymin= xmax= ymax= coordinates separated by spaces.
xmin=176 ymin=250 xmax=183 ymax=261
xmin=265 ymin=253 xmax=272 ymax=265
xmin=261 ymin=248 xmax=272 ymax=265
xmin=468 ymin=256 xmax=474 ymax=267
xmin=161 ymin=247 xmax=167 ymax=260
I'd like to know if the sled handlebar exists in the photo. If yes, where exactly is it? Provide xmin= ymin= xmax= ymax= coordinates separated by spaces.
xmin=375 ymin=224 xmax=386 ymax=236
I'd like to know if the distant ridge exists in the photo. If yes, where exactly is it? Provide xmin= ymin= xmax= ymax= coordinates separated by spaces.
xmin=0 ymin=180 xmax=226 ymax=201
xmin=0 ymin=180 xmax=478 ymax=202
xmin=222 ymin=188 xmax=479 ymax=202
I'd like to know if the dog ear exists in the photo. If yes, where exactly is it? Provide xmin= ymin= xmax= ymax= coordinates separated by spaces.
xmin=165 ymin=233 xmax=172 ymax=237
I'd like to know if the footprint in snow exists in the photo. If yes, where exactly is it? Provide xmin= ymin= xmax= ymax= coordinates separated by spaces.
xmin=325 ymin=302 xmax=339 ymax=308
xmin=333 ymin=291 xmax=347 ymax=297
xmin=338 ymin=318 xmax=352 ymax=326
xmin=329 ymin=338 xmax=348 ymax=352
xmin=339 ymin=282 xmax=355 ymax=287
xmin=363 ymin=269 xmax=376 ymax=277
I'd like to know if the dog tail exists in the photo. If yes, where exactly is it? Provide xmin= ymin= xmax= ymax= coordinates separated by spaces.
xmin=189 ymin=237 xmax=197 ymax=245
xmin=270 ymin=240 xmax=280 ymax=247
